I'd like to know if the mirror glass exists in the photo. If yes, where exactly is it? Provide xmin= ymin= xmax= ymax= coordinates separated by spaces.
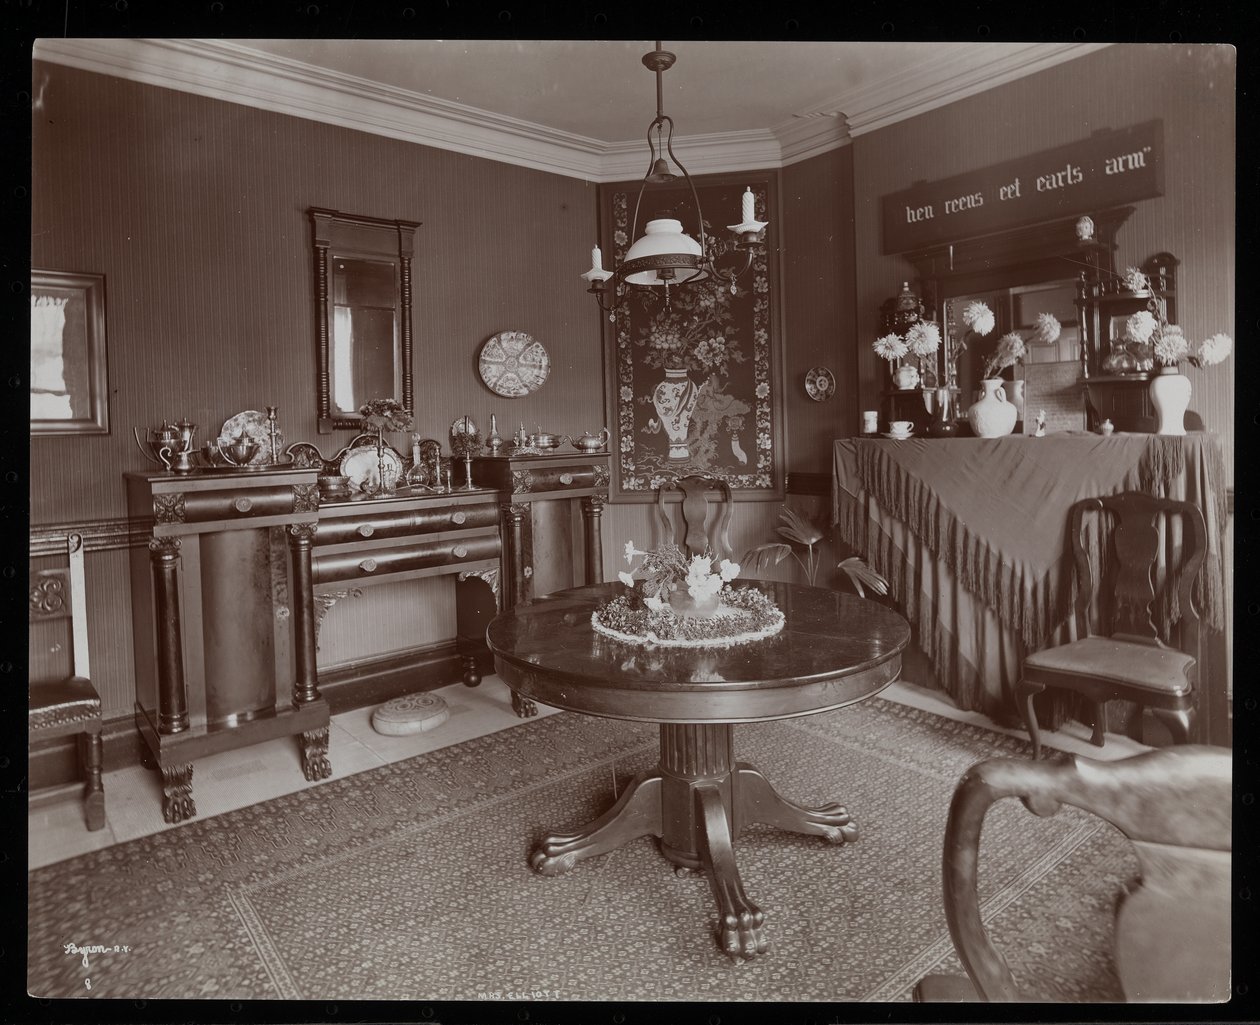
xmin=310 ymin=208 xmax=419 ymax=433
xmin=330 ymin=257 xmax=400 ymax=416
xmin=943 ymin=278 xmax=1081 ymax=400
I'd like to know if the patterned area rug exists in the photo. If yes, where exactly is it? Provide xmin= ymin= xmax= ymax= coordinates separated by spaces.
xmin=28 ymin=699 xmax=1136 ymax=1002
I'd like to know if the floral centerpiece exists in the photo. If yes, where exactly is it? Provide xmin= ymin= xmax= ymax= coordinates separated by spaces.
xmin=359 ymin=397 xmax=414 ymax=434
xmin=591 ymin=540 xmax=784 ymax=647
xmin=1113 ymin=267 xmax=1232 ymax=435
xmin=979 ymin=313 xmax=1060 ymax=379
xmin=966 ymin=310 xmax=1060 ymax=439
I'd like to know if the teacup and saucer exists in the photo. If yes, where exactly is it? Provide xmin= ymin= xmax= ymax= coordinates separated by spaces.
xmin=883 ymin=420 xmax=915 ymax=440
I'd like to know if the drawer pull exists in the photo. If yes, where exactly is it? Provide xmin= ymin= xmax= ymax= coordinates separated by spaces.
xmin=453 ymin=544 xmax=468 ymax=559
xmin=358 ymin=523 xmax=375 ymax=537
xmin=451 ymin=511 xmax=467 ymax=525
xmin=234 ymin=497 xmax=253 ymax=513
xmin=559 ymin=472 xmax=574 ymax=485
xmin=358 ymin=557 xmax=378 ymax=574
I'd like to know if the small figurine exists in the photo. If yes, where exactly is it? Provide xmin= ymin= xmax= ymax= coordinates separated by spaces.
xmin=1033 ymin=409 xmax=1047 ymax=437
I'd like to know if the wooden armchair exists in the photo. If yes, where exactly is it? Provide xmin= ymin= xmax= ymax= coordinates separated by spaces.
xmin=29 ymin=533 xmax=105 ymax=830
xmin=916 ymin=746 xmax=1231 ymax=1002
xmin=1015 ymin=491 xmax=1207 ymax=758
xmin=655 ymin=474 xmax=733 ymax=558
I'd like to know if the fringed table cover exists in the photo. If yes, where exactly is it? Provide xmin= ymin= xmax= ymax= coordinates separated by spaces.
xmin=833 ymin=432 xmax=1228 ymax=720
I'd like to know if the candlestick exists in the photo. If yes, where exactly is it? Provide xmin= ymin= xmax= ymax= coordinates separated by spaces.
xmin=445 ymin=467 xmax=453 ymax=491
xmin=591 ymin=245 xmax=604 ymax=272
xmin=741 ymin=187 xmax=755 ymax=224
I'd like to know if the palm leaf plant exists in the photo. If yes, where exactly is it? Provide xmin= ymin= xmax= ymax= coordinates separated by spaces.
xmin=742 ymin=504 xmax=889 ymax=596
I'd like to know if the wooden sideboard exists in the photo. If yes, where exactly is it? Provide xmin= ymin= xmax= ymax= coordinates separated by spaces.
xmin=126 ymin=458 xmax=611 ymax=820
xmin=126 ymin=468 xmax=328 ymax=824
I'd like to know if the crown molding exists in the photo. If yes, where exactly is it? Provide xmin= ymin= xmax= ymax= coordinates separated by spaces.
xmin=32 ymin=38 xmax=1107 ymax=180
xmin=836 ymin=41 xmax=1112 ymax=137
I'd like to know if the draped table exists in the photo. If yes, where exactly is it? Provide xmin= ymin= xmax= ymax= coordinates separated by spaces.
xmin=832 ymin=432 xmax=1228 ymax=743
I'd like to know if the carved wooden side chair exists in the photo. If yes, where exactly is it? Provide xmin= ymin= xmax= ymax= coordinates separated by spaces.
xmin=655 ymin=474 xmax=734 ymax=558
xmin=29 ymin=533 xmax=105 ymax=830
xmin=1015 ymin=491 xmax=1207 ymax=758
xmin=915 ymin=745 xmax=1231 ymax=1002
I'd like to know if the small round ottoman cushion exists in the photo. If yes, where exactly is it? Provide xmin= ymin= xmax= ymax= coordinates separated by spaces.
xmin=371 ymin=692 xmax=451 ymax=736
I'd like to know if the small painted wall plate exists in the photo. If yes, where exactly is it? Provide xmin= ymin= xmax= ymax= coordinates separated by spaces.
xmin=478 ymin=330 xmax=550 ymax=397
xmin=805 ymin=367 xmax=836 ymax=402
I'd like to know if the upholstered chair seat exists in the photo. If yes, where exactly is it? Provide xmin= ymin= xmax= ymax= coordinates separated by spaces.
xmin=1022 ymin=636 xmax=1194 ymax=695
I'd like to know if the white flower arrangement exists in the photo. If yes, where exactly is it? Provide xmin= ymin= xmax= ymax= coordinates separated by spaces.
xmin=620 ymin=538 xmax=739 ymax=602
xmin=905 ymin=321 xmax=941 ymax=357
xmin=1029 ymin=313 xmax=1062 ymax=346
xmin=1122 ymin=266 xmax=1153 ymax=293
xmin=977 ymin=312 xmax=1060 ymax=380
xmin=1124 ymin=308 xmax=1232 ymax=372
xmin=962 ymin=301 xmax=996 ymax=337
xmin=872 ymin=332 xmax=909 ymax=363
xmin=1126 ymin=310 xmax=1159 ymax=344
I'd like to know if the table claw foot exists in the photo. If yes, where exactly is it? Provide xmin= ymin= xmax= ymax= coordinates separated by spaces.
xmin=717 ymin=900 xmax=769 ymax=962
xmin=695 ymin=784 xmax=770 ymax=961
xmin=529 ymin=771 xmax=663 ymax=876
xmin=511 ymin=689 xmax=537 ymax=718
xmin=735 ymin=764 xmax=859 ymax=844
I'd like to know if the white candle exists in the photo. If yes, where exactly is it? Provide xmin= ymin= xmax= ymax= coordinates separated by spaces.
xmin=741 ymin=188 xmax=755 ymax=224
xmin=591 ymin=245 xmax=604 ymax=271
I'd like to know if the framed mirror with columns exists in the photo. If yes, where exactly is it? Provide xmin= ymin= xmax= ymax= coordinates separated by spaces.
xmin=309 ymin=208 xmax=421 ymax=433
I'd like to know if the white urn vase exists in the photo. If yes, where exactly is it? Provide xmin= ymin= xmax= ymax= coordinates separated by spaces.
xmin=652 ymin=368 xmax=700 ymax=460
xmin=1149 ymin=367 xmax=1192 ymax=436
xmin=967 ymin=378 xmax=1018 ymax=438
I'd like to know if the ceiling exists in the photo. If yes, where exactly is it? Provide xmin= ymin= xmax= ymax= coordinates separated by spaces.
xmin=32 ymin=38 xmax=1108 ymax=180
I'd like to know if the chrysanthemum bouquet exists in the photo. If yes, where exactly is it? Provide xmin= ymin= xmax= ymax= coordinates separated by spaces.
xmin=1119 ymin=269 xmax=1232 ymax=372
xmin=619 ymin=540 xmax=740 ymax=610
xmin=979 ymin=312 xmax=1061 ymax=380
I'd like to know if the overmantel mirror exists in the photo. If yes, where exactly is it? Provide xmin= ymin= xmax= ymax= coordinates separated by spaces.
xmin=309 ymin=207 xmax=421 ymax=433
xmin=904 ymin=207 xmax=1135 ymax=428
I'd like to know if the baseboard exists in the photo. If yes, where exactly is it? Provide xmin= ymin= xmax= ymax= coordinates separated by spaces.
xmin=28 ymin=643 xmax=494 ymax=791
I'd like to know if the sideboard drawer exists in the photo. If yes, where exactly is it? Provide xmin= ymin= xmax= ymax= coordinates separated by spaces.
xmin=153 ymin=484 xmax=316 ymax=527
xmin=509 ymin=464 xmax=605 ymax=495
xmin=312 ymin=533 xmax=501 ymax=585
xmin=314 ymin=501 xmax=498 ymax=547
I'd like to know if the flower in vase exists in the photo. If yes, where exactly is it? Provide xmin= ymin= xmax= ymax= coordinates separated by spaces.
xmin=905 ymin=321 xmax=941 ymax=356
xmin=358 ymin=397 xmax=414 ymax=433
xmin=873 ymin=332 xmax=909 ymax=362
xmin=718 ymin=558 xmax=741 ymax=582
xmin=981 ymin=332 xmax=1027 ymax=380
xmin=1122 ymin=266 xmax=1152 ymax=293
xmin=1153 ymin=326 xmax=1190 ymax=366
xmin=618 ymin=571 xmax=635 ymax=587
xmin=644 ymin=594 xmax=665 ymax=612
xmin=1029 ymin=313 xmax=1062 ymax=346
xmin=962 ymin=301 xmax=996 ymax=337
xmin=624 ymin=540 xmax=646 ymax=563
xmin=1196 ymin=333 xmax=1233 ymax=367
xmin=1125 ymin=311 xmax=1159 ymax=344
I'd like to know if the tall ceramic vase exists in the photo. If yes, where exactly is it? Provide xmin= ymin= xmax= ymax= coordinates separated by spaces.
xmin=653 ymin=368 xmax=700 ymax=460
xmin=967 ymin=378 xmax=1018 ymax=438
xmin=1149 ymin=367 xmax=1191 ymax=436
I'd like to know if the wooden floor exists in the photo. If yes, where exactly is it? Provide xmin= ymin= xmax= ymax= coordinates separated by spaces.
xmin=28 ymin=676 xmax=1151 ymax=871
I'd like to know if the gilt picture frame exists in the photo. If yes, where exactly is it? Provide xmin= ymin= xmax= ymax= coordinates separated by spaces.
xmin=600 ymin=172 xmax=784 ymax=502
xmin=30 ymin=270 xmax=109 ymax=435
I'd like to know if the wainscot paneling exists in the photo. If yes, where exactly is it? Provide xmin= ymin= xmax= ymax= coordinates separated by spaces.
xmin=852 ymin=44 xmax=1234 ymax=482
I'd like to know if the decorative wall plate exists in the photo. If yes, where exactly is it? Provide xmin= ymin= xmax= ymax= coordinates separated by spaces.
xmin=805 ymin=367 xmax=836 ymax=402
xmin=339 ymin=443 xmax=404 ymax=492
xmin=478 ymin=331 xmax=550 ymax=397
xmin=219 ymin=410 xmax=284 ymax=465
xmin=449 ymin=416 xmax=479 ymax=437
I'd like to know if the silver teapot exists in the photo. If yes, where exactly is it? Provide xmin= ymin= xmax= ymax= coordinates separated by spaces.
xmin=569 ymin=427 xmax=610 ymax=452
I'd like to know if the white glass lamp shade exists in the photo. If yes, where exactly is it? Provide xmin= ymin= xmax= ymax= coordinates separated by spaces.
xmin=621 ymin=217 xmax=708 ymax=286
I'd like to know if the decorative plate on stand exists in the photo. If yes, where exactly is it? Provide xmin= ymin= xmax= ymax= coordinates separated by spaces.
xmin=804 ymin=367 xmax=836 ymax=402
xmin=219 ymin=410 xmax=285 ymax=465
xmin=339 ymin=443 xmax=404 ymax=493
xmin=478 ymin=331 xmax=550 ymax=397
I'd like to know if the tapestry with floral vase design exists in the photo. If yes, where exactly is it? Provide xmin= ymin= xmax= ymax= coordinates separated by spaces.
xmin=600 ymin=174 xmax=784 ymax=501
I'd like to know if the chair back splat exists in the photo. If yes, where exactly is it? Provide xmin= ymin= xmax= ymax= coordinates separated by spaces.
xmin=655 ymin=475 xmax=733 ymax=559
xmin=1017 ymin=491 xmax=1209 ymax=758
